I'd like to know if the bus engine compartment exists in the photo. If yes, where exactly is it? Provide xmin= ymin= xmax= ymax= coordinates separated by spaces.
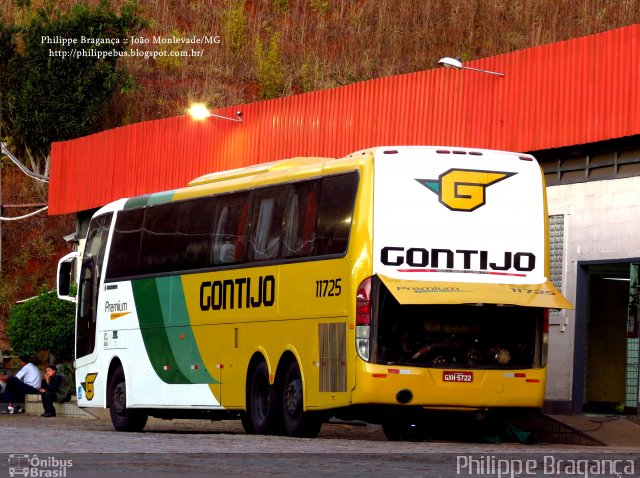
xmin=373 ymin=282 xmax=546 ymax=370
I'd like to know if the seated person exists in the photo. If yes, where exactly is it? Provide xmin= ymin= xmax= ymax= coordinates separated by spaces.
xmin=39 ymin=365 xmax=72 ymax=417
xmin=1 ymin=354 xmax=41 ymax=414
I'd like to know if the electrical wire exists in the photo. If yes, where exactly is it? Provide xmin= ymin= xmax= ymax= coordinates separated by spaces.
xmin=0 ymin=142 xmax=49 ymax=220
xmin=0 ymin=142 xmax=49 ymax=183
xmin=0 ymin=205 xmax=48 ymax=221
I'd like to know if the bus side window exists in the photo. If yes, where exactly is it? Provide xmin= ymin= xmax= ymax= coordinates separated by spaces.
xmin=302 ymin=187 xmax=318 ymax=256
xmin=248 ymin=187 xmax=284 ymax=261
xmin=175 ymin=198 xmax=214 ymax=271
xmin=107 ymin=208 xmax=144 ymax=279
xmin=211 ymin=193 xmax=249 ymax=266
xmin=140 ymin=203 xmax=179 ymax=275
xmin=78 ymin=261 xmax=94 ymax=325
xmin=282 ymin=181 xmax=319 ymax=258
xmin=212 ymin=206 xmax=230 ymax=264
xmin=316 ymin=173 xmax=358 ymax=255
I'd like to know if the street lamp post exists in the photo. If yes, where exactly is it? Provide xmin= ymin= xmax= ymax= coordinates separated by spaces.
xmin=437 ymin=57 xmax=505 ymax=77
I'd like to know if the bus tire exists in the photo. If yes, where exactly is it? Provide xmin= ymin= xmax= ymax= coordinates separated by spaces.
xmin=282 ymin=361 xmax=322 ymax=438
xmin=247 ymin=361 xmax=281 ymax=434
xmin=108 ymin=367 xmax=148 ymax=432
xmin=240 ymin=412 xmax=255 ymax=434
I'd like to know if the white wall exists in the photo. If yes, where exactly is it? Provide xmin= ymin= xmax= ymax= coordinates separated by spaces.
xmin=545 ymin=176 xmax=640 ymax=401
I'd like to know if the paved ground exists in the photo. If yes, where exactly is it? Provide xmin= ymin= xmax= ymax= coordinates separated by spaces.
xmin=1 ymin=414 xmax=639 ymax=477
xmin=552 ymin=414 xmax=640 ymax=448
xmin=7 ymin=408 xmax=640 ymax=447
xmin=2 ymin=413 xmax=640 ymax=451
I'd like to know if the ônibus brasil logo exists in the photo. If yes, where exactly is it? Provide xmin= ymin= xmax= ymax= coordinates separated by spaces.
xmin=416 ymin=168 xmax=516 ymax=212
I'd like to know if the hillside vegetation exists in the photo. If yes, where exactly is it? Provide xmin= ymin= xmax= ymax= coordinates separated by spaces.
xmin=3 ymin=0 xmax=639 ymax=128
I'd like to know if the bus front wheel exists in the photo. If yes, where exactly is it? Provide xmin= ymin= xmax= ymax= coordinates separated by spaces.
xmin=108 ymin=367 xmax=148 ymax=432
xmin=247 ymin=361 xmax=281 ymax=434
xmin=282 ymin=361 xmax=322 ymax=438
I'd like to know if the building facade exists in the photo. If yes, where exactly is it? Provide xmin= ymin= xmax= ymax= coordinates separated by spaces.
xmin=539 ymin=139 xmax=640 ymax=413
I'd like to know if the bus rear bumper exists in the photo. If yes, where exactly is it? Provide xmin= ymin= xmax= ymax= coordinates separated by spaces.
xmin=351 ymin=362 xmax=546 ymax=409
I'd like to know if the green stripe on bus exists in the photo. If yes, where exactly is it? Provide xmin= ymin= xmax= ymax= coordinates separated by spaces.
xmin=124 ymin=195 xmax=151 ymax=209
xmin=155 ymin=276 xmax=219 ymax=384
xmin=131 ymin=278 xmax=190 ymax=384
xmin=123 ymin=190 xmax=175 ymax=210
xmin=147 ymin=190 xmax=176 ymax=205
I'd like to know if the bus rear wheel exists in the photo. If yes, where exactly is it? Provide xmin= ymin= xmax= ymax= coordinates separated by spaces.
xmin=282 ymin=361 xmax=322 ymax=438
xmin=247 ymin=361 xmax=281 ymax=434
xmin=108 ymin=367 xmax=148 ymax=432
xmin=239 ymin=412 xmax=255 ymax=434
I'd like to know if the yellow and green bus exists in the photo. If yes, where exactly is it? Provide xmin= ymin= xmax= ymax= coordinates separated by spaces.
xmin=58 ymin=146 xmax=571 ymax=438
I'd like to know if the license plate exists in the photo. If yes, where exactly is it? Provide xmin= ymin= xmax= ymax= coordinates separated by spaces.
xmin=442 ymin=371 xmax=473 ymax=382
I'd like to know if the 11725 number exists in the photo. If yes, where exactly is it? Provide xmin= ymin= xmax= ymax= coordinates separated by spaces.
xmin=315 ymin=278 xmax=342 ymax=297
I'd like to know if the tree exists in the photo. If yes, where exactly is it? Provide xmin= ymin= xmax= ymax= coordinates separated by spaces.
xmin=7 ymin=289 xmax=75 ymax=361
xmin=0 ymin=1 xmax=145 ymax=351
xmin=0 ymin=0 xmax=146 ymax=177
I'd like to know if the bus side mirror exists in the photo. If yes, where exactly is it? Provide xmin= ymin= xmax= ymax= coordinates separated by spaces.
xmin=57 ymin=251 xmax=79 ymax=303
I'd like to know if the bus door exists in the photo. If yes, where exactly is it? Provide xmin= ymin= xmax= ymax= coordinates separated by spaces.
xmin=76 ymin=213 xmax=113 ymax=366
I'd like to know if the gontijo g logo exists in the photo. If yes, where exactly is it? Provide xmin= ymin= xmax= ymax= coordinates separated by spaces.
xmin=416 ymin=168 xmax=516 ymax=212
xmin=80 ymin=372 xmax=98 ymax=400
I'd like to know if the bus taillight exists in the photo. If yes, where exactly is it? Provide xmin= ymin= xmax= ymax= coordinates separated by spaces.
xmin=542 ymin=308 xmax=549 ymax=366
xmin=356 ymin=277 xmax=372 ymax=361
xmin=356 ymin=278 xmax=371 ymax=325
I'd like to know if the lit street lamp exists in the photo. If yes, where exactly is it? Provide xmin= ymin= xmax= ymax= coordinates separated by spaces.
xmin=187 ymin=103 xmax=243 ymax=123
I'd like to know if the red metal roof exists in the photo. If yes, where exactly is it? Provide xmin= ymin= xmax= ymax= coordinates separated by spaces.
xmin=49 ymin=24 xmax=640 ymax=214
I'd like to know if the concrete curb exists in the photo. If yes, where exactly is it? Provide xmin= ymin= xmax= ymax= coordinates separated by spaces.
xmin=25 ymin=394 xmax=98 ymax=419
